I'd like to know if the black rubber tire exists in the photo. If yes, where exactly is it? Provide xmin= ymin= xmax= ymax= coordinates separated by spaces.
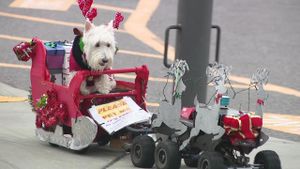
xmin=130 ymin=135 xmax=155 ymax=168
xmin=155 ymin=141 xmax=181 ymax=169
xmin=254 ymin=150 xmax=281 ymax=169
xmin=184 ymin=157 xmax=198 ymax=168
xmin=97 ymin=136 xmax=110 ymax=146
xmin=197 ymin=151 xmax=226 ymax=169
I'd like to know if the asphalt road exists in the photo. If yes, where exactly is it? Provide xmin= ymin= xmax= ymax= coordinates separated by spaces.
xmin=0 ymin=0 xmax=300 ymax=168
xmin=1 ymin=100 xmax=299 ymax=169
xmin=1 ymin=0 xmax=300 ymax=140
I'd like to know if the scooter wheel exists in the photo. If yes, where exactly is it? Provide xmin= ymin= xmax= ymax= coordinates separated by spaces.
xmin=254 ymin=150 xmax=281 ymax=169
xmin=198 ymin=151 xmax=226 ymax=169
xmin=184 ymin=157 xmax=198 ymax=168
xmin=155 ymin=141 xmax=181 ymax=169
xmin=130 ymin=135 xmax=155 ymax=168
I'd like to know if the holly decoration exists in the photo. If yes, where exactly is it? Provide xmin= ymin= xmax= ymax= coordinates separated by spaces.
xmin=35 ymin=90 xmax=68 ymax=129
xmin=36 ymin=94 xmax=47 ymax=108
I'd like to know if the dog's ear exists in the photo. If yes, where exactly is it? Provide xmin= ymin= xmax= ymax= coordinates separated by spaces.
xmin=73 ymin=28 xmax=83 ymax=37
xmin=84 ymin=19 xmax=95 ymax=33
xmin=106 ymin=20 xmax=114 ymax=33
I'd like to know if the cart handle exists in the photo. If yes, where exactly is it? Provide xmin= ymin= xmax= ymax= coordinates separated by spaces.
xmin=164 ymin=24 xmax=181 ymax=68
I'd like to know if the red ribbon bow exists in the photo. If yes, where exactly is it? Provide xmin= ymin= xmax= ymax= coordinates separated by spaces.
xmin=257 ymin=99 xmax=264 ymax=105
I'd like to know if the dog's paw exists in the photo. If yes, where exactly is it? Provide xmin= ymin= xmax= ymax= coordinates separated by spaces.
xmin=80 ymin=81 xmax=91 ymax=95
xmin=110 ymin=79 xmax=116 ymax=89
xmin=97 ymin=89 xmax=110 ymax=94
xmin=80 ymin=88 xmax=91 ymax=95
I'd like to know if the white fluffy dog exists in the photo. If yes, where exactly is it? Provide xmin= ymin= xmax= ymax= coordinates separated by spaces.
xmin=80 ymin=20 xmax=116 ymax=95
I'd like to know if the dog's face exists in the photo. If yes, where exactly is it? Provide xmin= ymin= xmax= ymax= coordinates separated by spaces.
xmin=82 ymin=20 xmax=116 ymax=70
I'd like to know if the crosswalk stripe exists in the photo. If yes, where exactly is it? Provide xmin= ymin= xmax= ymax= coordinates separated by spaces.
xmin=10 ymin=0 xmax=74 ymax=11
xmin=10 ymin=0 xmax=134 ymax=13
xmin=89 ymin=3 xmax=134 ymax=13
xmin=264 ymin=113 xmax=300 ymax=135
xmin=0 ymin=11 xmax=126 ymax=33
xmin=0 ymin=34 xmax=163 ymax=59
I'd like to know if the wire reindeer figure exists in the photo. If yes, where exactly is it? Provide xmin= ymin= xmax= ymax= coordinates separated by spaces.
xmin=162 ymin=59 xmax=189 ymax=104
xmin=205 ymin=63 xmax=232 ymax=106
xmin=251 ymin=68 xmax=270 ymax=116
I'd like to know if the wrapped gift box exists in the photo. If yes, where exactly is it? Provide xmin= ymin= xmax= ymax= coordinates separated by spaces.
xmin=13 ymin=41 xmax=36 ymax=61
xmin=222 ymin=113 xmax=262 ymax=144
xmin=180 ymin=107 xmax=196 ymax=120
xmin=44 ymin=42 xmax=65 ymax=71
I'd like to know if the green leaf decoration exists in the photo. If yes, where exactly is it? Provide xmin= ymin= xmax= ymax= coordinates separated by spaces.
xmin=36 ymin=94 xmax=48 ymax=109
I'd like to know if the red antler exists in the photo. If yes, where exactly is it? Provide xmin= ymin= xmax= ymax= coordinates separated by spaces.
xmin=113 ymin=12 xmax=124 ymax=29
xmin=77 ymin=0 xmax=97 ymax=22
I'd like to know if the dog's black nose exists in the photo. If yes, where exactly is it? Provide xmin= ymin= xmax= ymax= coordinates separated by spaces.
xmin=102 ymin=58 xmax=108 ymax=63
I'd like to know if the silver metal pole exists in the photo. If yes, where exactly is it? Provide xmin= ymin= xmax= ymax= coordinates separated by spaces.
xmin=176 ymin=0 xmax=214 ymax=106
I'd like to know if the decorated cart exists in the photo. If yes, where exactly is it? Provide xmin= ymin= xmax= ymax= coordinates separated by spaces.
xmin=13 ymin=37 xmax=151 ymax=153
xmin=130 ymin=61 xmax=281 ymax=169
xmin=12 ymin=0 xmax=153 ymax=153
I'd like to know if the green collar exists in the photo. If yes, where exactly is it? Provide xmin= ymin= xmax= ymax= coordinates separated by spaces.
xmin=79 ymin=37 xmax=84 ymax=52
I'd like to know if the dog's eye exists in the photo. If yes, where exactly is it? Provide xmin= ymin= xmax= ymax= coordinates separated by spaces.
xmin=106 ymin=43 xmax=111 ymax=48
xmin=95 ymin=42 xmax=100 ymax=47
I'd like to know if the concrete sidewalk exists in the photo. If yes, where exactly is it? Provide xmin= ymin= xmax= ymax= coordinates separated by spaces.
xmin=0 ymin=82 xmax=28 ymax=102
xmin=0 ymin=82 xmax=299 ymax=169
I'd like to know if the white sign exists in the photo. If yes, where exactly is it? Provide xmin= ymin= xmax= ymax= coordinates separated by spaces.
xmin=89 ymin=97 xmax=151 ymax=134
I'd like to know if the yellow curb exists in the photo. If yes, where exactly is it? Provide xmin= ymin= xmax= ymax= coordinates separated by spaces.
xmin=0 ymin=96 xmax=28 ymax=103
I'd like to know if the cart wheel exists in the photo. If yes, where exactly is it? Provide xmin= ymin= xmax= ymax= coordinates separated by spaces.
xmin=184 ymin=157 xmax=198 ymax=168
xmin=155 ymin=141 xmax=181 ymax=169
xmin=254 ymin=150 xmax=281 ymax=169
xmin=130 ymin=135 xmax=155 ymax=168
xmin=97 ymin=136 xmax=110 ymax=146
xmin=73 ymin=146 xmax=90 ymax=154
xmin=197 ymin=152 xmax=226 ymax=169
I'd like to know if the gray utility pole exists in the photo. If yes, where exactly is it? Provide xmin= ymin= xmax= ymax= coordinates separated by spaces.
xmin=164 ymin=0 xmax=214 ymax=106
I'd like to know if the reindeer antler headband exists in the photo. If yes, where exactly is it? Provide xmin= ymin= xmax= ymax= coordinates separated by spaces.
xmin=113 ymin=12 xmax=124 ymax=29
xmin=77 ymin=0 xmax=97 ymax=22
xmin=77 ymin=0 xmax=124 ymax=29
